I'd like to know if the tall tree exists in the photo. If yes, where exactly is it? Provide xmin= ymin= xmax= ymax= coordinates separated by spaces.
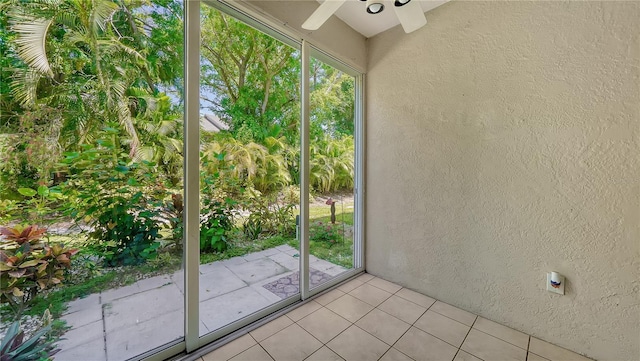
xmin=309 ymin=60 xmax=355 ymax=140
xmin=200 ymin=7 xmax=300 ymax=143
xmin=1 ymin=0 xmax=185 ymax=189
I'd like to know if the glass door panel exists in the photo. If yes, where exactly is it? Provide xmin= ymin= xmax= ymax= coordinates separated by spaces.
xmin=198 ymin=3 xmax=301 ymax=337
xmin=0 ymin=1 xmax=187 ymax=360
xmin=307 ymin=57 xmax=357 ymax=290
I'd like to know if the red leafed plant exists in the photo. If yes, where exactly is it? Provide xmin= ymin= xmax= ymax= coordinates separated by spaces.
xmin=0 ymin=225 xmax=78 ymax=316
xmin=0 ymin=225 xmax=47 ymax=246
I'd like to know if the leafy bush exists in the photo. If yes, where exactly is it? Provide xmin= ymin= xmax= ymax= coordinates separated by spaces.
xmin=13 ymin=186 xmax=63 ymax=225
xmin=242 ymin=216 xmax=263 ymax=241
xmin=200 ymin=198 xmax=235 ymax=253
xmin=241 ymin=188 xmax=296 ymax=238
xmin=87 ymin=193 xmax=161 ymax=266
xmin=61 ymin=127 xmax=164 ymax=266
xmin=158 ymin=193 xmax=184 ymax=251
xmin=0 ymin=225 xmax=77 ymax=316
xmin=0 ymin=321 xmax=59 ymax=361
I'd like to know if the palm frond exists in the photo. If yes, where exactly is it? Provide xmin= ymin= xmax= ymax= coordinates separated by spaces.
xmin=116 ymin=100 xmax=140 ymax=157
xmin=10 ymin=14 xmax=54 ymax=76
xmin=10 ymin=68 xmax=43 ymax=107
xmin=90 ymin=0 xmax=119 ymax=34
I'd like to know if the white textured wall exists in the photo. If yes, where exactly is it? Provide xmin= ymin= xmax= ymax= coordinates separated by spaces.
xmin=365 ymin=2 xmax=639 ymax=360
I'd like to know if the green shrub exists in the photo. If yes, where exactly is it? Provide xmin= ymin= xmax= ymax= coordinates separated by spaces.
xmin=61 ymin=127 xmax=164 ymax=266
xmin=200 ymin=198 xmax=235 ymax=253
xmin=158 ymin=193 xmax=184 ymax=250
xmin=87 ymin=193 xmax=161 ymax=266
xmin=241 ymin=188 xmax=295 ymax=238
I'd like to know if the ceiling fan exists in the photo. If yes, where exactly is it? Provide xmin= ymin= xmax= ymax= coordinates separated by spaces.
xmin=302 ymin=0 xmax=427 ymax=34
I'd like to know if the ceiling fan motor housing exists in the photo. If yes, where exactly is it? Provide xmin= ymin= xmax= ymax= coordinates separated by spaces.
xmin=365 ymin=0 xmax=385 ymax=14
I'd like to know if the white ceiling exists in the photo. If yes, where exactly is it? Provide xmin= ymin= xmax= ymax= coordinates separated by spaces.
xmin=315 ymin=0 xmax=449 ymax=38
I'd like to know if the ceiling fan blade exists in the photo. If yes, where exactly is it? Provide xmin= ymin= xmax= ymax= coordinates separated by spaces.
xmin=394 ymin=0 xmax=427 ymax=33
xmin=302 ymin=0 xmax=347 ymax=31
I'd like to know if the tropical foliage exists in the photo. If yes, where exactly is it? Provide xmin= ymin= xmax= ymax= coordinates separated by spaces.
xmin=0 ymin=319 xmax=59 ymax=361
xmin=0 ymin=0 xmax=356 ymax=331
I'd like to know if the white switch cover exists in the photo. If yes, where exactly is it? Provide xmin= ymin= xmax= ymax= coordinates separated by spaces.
xmin=547 ymin=272 xmax=565 ymax=295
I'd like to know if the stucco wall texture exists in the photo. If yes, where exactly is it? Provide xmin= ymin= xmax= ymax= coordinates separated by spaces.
xmin=365 ymin=2 xmax=639 ymax=360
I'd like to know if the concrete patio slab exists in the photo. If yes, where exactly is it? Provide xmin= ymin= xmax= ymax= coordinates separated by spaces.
xmin=61 ymin=304 xmax=102 ymax=329
xmin=105 ymin=308 xmax=184 ymax=361
xmin=243 ymin=248 xmax=280 ymax=261
xmin=104 ymin=283 xmax=183 ymax=332
xmin=60 ymin=245 xmax=350 ymax=360
xmin=320 ymin=265 xmax=350 ymax=277
xmin=219 ymin=257 xmax=248 ymax=266
xmin=63 ymin=294 xmax=100 ymax=314
xmin=199 ymin=286 xmax=273 ymax=334
xmin=269 ymin=251 xmax=301 ymax=270
xmin=199 ymin=261 xmax=226 ymax=274
xmin=199 ymin=266 xmax=247 ymax=301
xmin=170 ymin=269 xmax=185 ymax=292
xmin=55 ymin=335 xmax=106 ymax=361
xmin=55 ymin=319 xmax=103 ymax=352
xmin=227 ymin=258 xmax=288 ymax=284
xmin=311 ymin=259 xmax=348 ymax=275
xmin=100 ymin=283 xmax=142 ymax=303
xmin=275 ymin=244 xmax=296 ymax=252
xmin=135 ymin=274 xmax=173 ymax=293
xmin=250 ymin=271 xmax=298 ymax=303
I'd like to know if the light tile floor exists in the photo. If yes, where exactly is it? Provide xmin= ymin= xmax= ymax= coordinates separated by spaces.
xmin=201 ymin=274 xmax=593 ymax=361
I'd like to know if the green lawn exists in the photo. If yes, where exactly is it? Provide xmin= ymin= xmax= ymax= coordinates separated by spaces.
xmin=305 ymin=201 xmax=354 ymax=225
xmin=289 ymin=202 xmax=355 ymax=268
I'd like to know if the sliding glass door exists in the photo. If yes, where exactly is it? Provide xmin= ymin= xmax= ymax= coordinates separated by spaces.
xmin=197 ymin=3 xmax=302 ymax=338
xmin=306 ymin=56 xmax=358 ymax=291
xmin=140 ymin=1 xmax=363 ymax=358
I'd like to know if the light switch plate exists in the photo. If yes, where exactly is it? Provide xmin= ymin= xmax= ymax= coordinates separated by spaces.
xmin=547 ymin=272 xmax=565 ymax=295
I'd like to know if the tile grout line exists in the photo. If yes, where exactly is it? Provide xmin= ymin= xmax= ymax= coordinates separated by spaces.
xmin=373 ymin=297 xmax=433 ymax=361
xmin=306 ymin=296 xmax=391 ymax=360
xmin=221 ymin=333 xmax=259 ymax=361
xmin=452 ymin=315 xmax=479 ymax=361
xmin=471 ymin=327 xmax=530 ymax=352
xmin=253 ymin=333 xmax=276 ymax=361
